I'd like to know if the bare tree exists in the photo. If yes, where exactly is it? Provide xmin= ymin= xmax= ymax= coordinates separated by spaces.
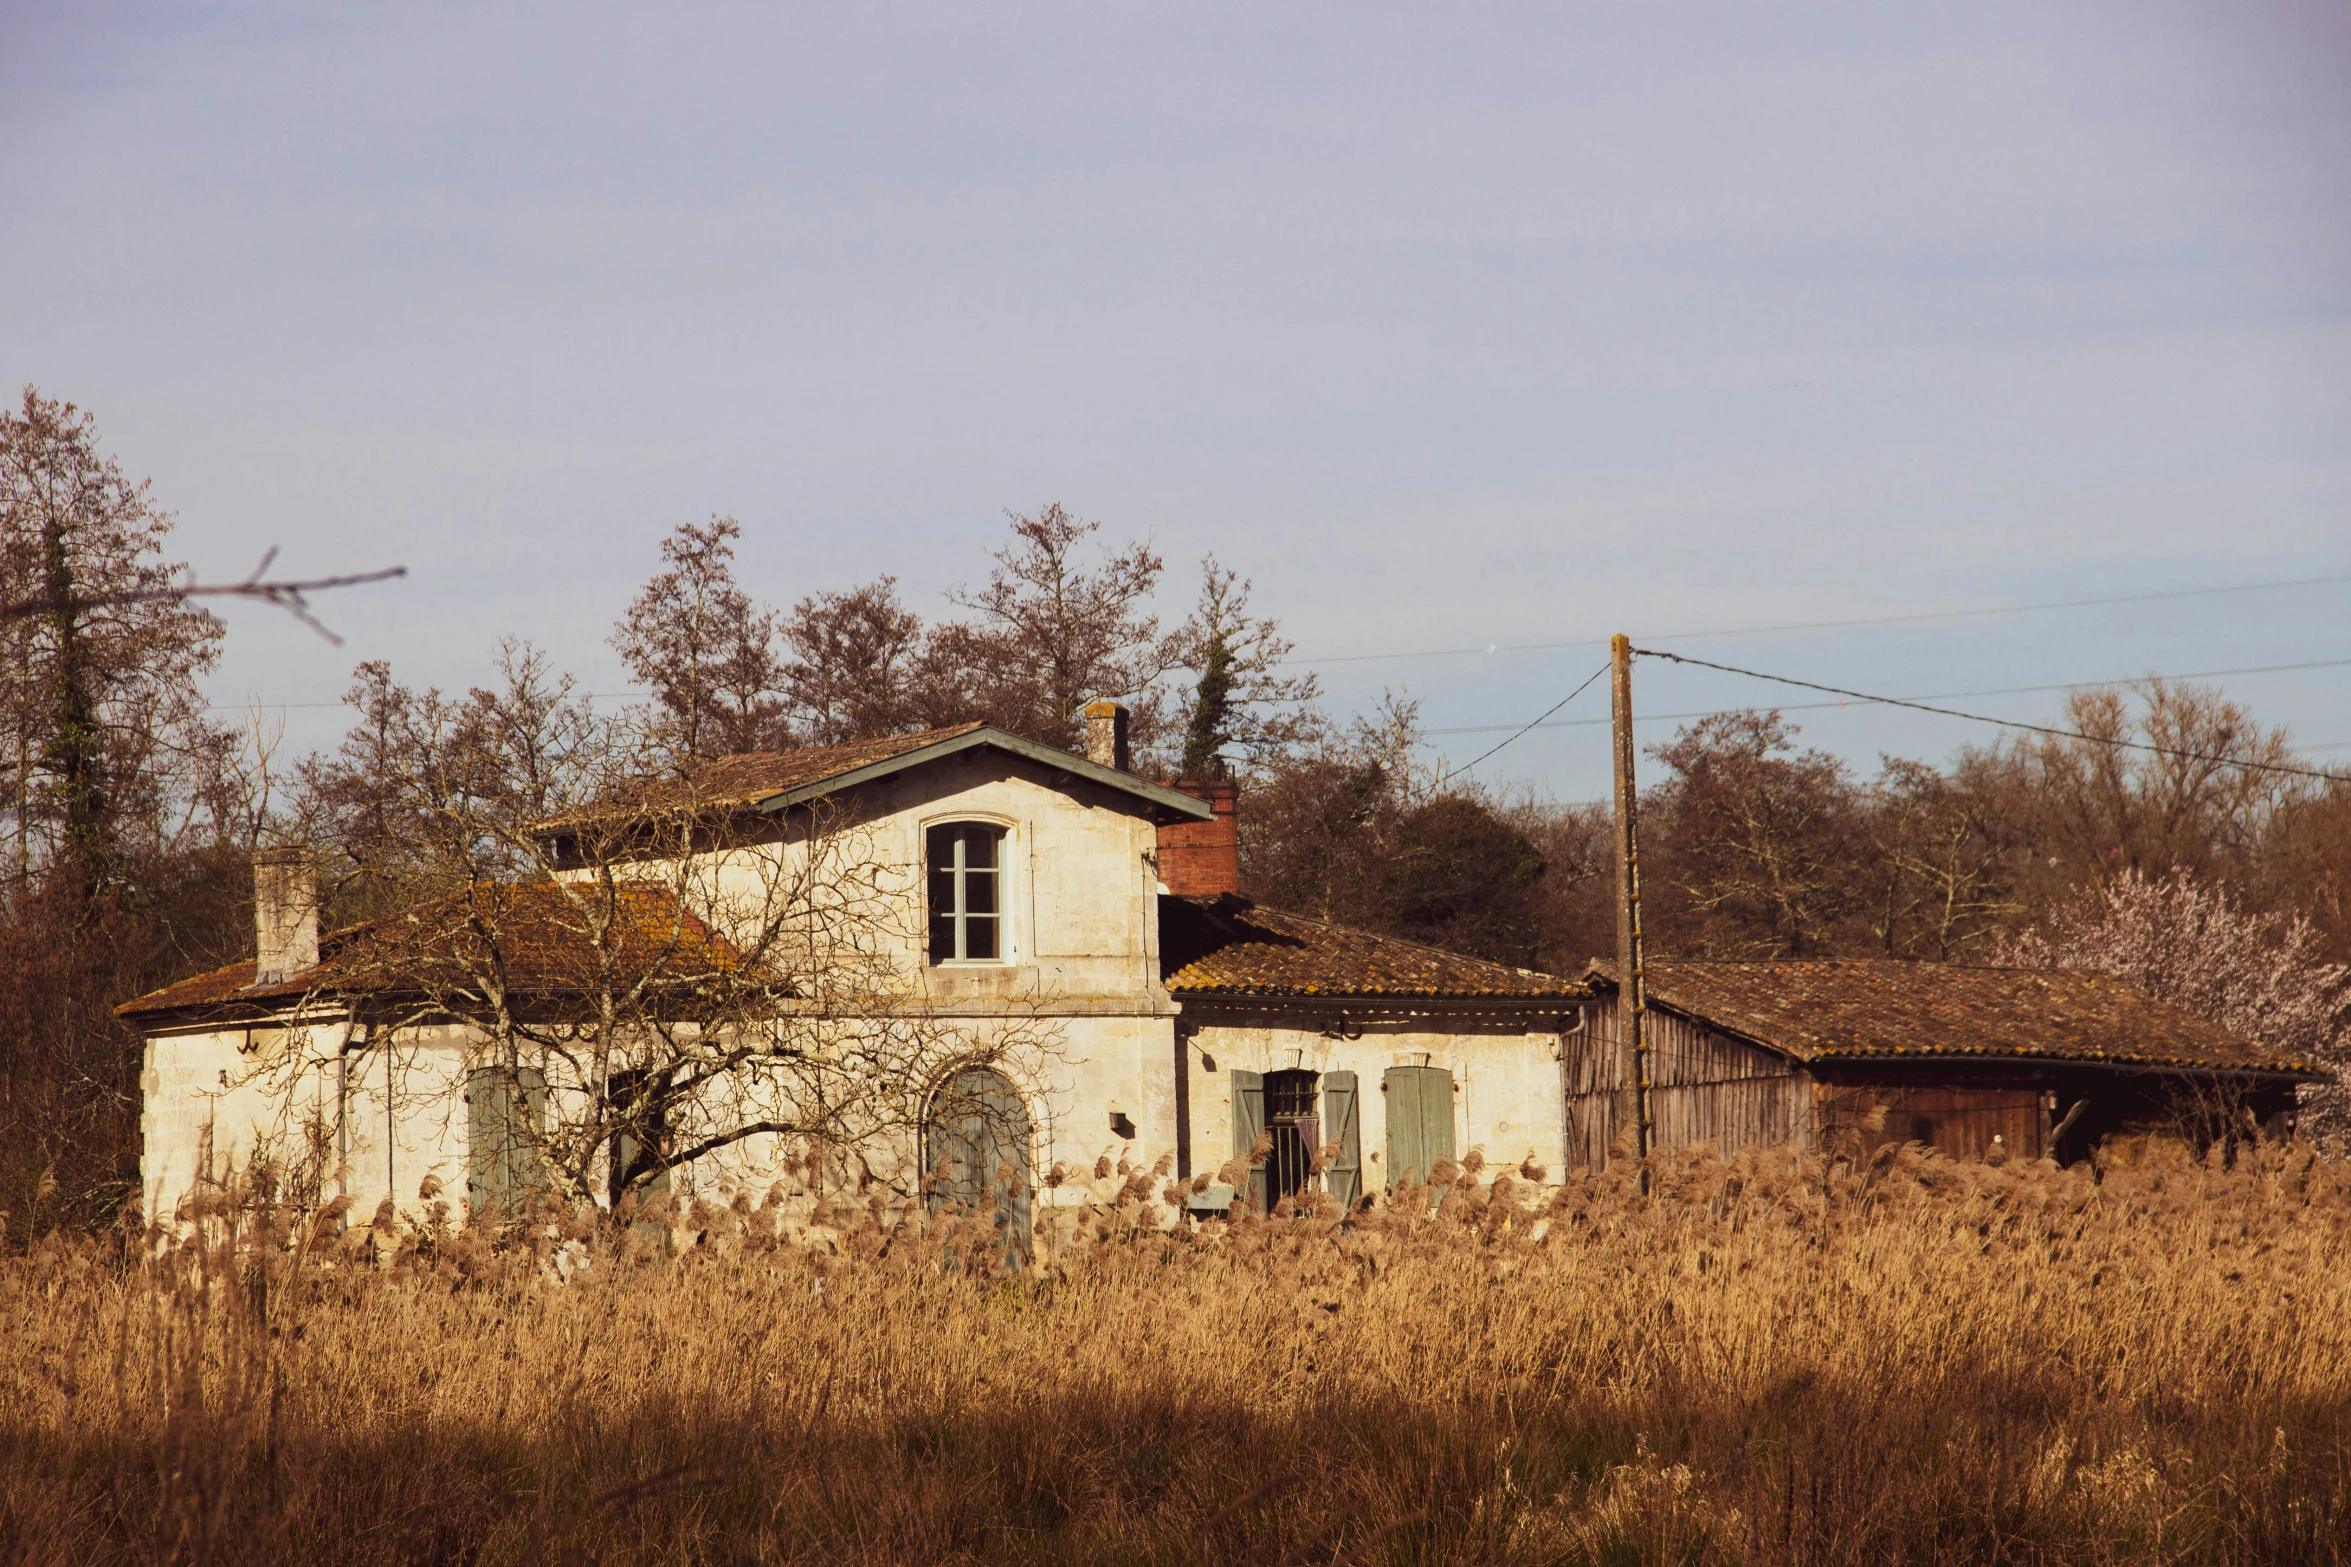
xmin=933 ymin=504 xmax=1181 ymax=755
xmin=287 ymin=644 xmax=1056 ymax=1212
xmin=1238 ymin=695 xmax=1556 ymax=967
xmin=1974 ymin=681 xmax=2298 ymax=898
xmin=612 ymin=517 xmax=788 ymax=761
xmin=1863 ymin=757 xmax=2021 ymax=961
xmin=1645 ymin=711 xmax=1864 ymax=959
xmin=0 ymin=389 xmax=318 ymax=1228
xmin=777 ymin=577 xmax=927 ymax=745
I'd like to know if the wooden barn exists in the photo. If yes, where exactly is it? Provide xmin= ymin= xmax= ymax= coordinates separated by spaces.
xmin=1567 ymin=959 xmax=2322 ymax=1168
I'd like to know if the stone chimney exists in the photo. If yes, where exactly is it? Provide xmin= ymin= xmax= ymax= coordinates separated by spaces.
xmin=1157 ymin=779 xmax=1241 ymax=897
xmin=253 ymin=846 xmax=319 ymax=984
xmin=1085 ymin=700 xmax=1131 ymax=772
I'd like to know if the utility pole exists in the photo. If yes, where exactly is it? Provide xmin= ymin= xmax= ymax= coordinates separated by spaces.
xmin=1610 ymin=634 xmax=1654 ymax=1167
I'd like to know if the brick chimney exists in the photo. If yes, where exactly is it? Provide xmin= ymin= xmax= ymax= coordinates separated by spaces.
xmin=1085 ymin=700 xmax=1131 ymax=772
xmin=1157 ymin=779 xmax=1240 ymax=897
xmin=253 ymin=846 xmax=319 ymax=984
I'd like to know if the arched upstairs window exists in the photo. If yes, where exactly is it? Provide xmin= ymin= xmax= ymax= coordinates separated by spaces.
xmin=928 ymin=822 xmax=1006 ymax=964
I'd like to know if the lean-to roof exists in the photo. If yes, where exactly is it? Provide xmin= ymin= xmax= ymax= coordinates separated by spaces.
xmin=1584 ymin=958 xmax=2317 ymax=1077
xmin=1162 ymin=894 xmax=1589 ymax=1003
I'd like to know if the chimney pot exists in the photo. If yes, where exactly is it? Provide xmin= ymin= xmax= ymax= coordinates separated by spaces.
xmin=1084 ymin=701 xmax=1131 ymax=772
xmin=253 ymin=846 xmax=319 ymax=985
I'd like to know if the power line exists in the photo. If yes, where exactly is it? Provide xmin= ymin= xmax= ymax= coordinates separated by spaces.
xmin=1437 ymin=662 xmax=1609 ymax=784
xmin=1284 ymin=570 xmax=2351 ymax=668
xmin=207 ymin=689 xmax=649 ymax=714
xmin=1426 ymin=654 xmax=2351 ymax=736
xmin=1634 ymin=646 xmax=2351 ymax=786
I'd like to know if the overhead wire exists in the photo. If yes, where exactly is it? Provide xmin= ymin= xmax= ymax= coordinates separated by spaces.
xmin=1427 ymin=654 xmax=2351 ymax=735
xmin=1435 ymin=662 xmax=1610 ymax=785
xmin=1283 ymin=569 xmax=2351 ymax=668
xmin=1633 ymin=646 xmax=2351 ymax=786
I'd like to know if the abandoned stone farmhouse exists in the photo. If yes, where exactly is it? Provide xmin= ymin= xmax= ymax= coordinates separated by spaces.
xmin=120 ymin=707 xmax=2323 ymax=1231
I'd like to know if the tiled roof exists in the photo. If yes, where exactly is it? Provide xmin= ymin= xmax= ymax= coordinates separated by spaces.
xmin=656 ymin=726 xmax=990 ymax=809
xmin=540 ymin=726 xmax=989 ymax=827
xmin=119 ymin=883 xmax=745 ymax=1023
xmin=1162 ymin=895 xmax=1588 ymax=1002
xmin=1585 ymin=959 xmax=2317 ymax=1076
xmin=540 ymin=723 xmax=1210 ymax=830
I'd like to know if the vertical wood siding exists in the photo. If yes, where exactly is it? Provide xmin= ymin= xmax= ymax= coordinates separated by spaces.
xmin=1562 ymin=998 xmax=1804 ymax=1170
xmin=1816 ymin=1083 xmax=2046 ymax=1161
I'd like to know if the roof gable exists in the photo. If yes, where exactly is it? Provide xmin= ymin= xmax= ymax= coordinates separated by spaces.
xmin=1584 ymin=958 xmax=2314 ymax=1077
xmin=575 ymin=724 xmax=1214 ymax=826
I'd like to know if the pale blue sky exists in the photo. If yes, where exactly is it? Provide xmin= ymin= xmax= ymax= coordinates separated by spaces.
xmin=5 ymin=1 xmax=2348 ymax=797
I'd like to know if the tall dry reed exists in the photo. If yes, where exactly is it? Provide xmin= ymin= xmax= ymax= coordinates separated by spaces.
xmin=1 ymin=1139 xmax=2346 ymax=1565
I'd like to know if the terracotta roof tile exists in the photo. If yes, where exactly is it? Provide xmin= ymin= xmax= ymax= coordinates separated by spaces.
xmin=537 ymin=726 xmax=989 ymax=830
xmin=1162 ymin=895 xmax=1587 ymax=1001
xmin=662 ymin=726 xmax=990 ymax=809
xmin=1586 ymin=959 xmax=2315 ymax=1076
xmin=119 ymin=883 xmax=744 ymax=1023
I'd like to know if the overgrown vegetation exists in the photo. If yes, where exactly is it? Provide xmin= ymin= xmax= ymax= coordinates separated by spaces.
xmin=3 ymin=1141 xmax=2347 ymax=1565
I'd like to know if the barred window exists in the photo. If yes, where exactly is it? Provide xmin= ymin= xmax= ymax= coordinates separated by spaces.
xmin=927 ymin=822 xmax=1005 ymax=963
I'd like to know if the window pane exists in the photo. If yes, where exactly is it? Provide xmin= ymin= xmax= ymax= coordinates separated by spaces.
xmin=963 ymin=913 xmax=998 ymax=960
xmin=926 ymin=822 xmax=1008 ymax=965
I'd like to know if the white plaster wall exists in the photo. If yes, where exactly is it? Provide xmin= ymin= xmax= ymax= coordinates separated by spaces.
xmin=335 ymin=1029 xmax=470 ymax=1220
xmin=1183 ymin=1021 xmax=1569 ymax=1194
xmin=619 ymin=750 xmax=1171 ymax=1007
xmin=143 ymin=1021 xmax=479 ymax=1228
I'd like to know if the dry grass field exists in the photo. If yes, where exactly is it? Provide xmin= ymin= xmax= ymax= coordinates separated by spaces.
xmin=2 ymin=1141 xmax=2347 ymax=1566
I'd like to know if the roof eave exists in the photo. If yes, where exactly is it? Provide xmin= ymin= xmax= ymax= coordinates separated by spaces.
xmin=752 ymin=726 xmax=1214 ymax=822
xmin=1173 ymin=988 xmax=1594 ymax=1013
xmin=1804 ymin=1051 xmax=2323 ymax=1084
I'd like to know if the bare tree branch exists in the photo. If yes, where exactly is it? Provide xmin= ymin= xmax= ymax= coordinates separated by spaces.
xmin=0 ymin=547 xmax=407 ymax=645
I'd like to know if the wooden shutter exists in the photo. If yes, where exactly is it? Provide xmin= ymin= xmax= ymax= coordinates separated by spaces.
xmin=468 ymin=1066 xmax=546 ymax=1221
xmin=1420 ymin=1067 xmax=1456 ymax=1168
xmin=1231 ymin=1069 xmax=1267 ymax=1211
xmin=1322 ymin=1070 xmax=1361 ymax=1210
xmin=466 ymin=1067 xmax=508 ymax=1217
xmin=1382 ymin=1065 xmax=1456 ymax=1189
xmin=1382 ymin=1066 xmax=1422 ymax=1190
xmin=510 ymin=1067 xmax=545 ymax=1198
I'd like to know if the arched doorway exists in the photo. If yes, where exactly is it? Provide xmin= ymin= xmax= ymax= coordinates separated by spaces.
xmin=923 ymin=1066 xmax=1034 ymax=1263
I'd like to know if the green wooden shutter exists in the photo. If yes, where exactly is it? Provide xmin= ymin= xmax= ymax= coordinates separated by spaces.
xmin=468 ymin=1065 xmax=546 ymax=1221
xmin=1421 ymin=1067 xmax=1457 ymax=1173
xmin=466 ymin=1067 xmax=508 ymax=1217
xmin=1382 ymin=1065 xmax=1456 ymax=1190
xmin=509 ymin=1067 xmax=546 ymax=1199
xmin=1383 ymin=1066 xmax=1422 ymax=1190
xmin=1231 ymin=1069 xmax=1267 ymax=1211
xmin=1322 ymin=1071 xmax=1361 ymax=1210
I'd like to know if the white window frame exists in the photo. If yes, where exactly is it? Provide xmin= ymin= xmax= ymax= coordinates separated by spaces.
xmin=925 ymin=817 xmax=1015 ymax=966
